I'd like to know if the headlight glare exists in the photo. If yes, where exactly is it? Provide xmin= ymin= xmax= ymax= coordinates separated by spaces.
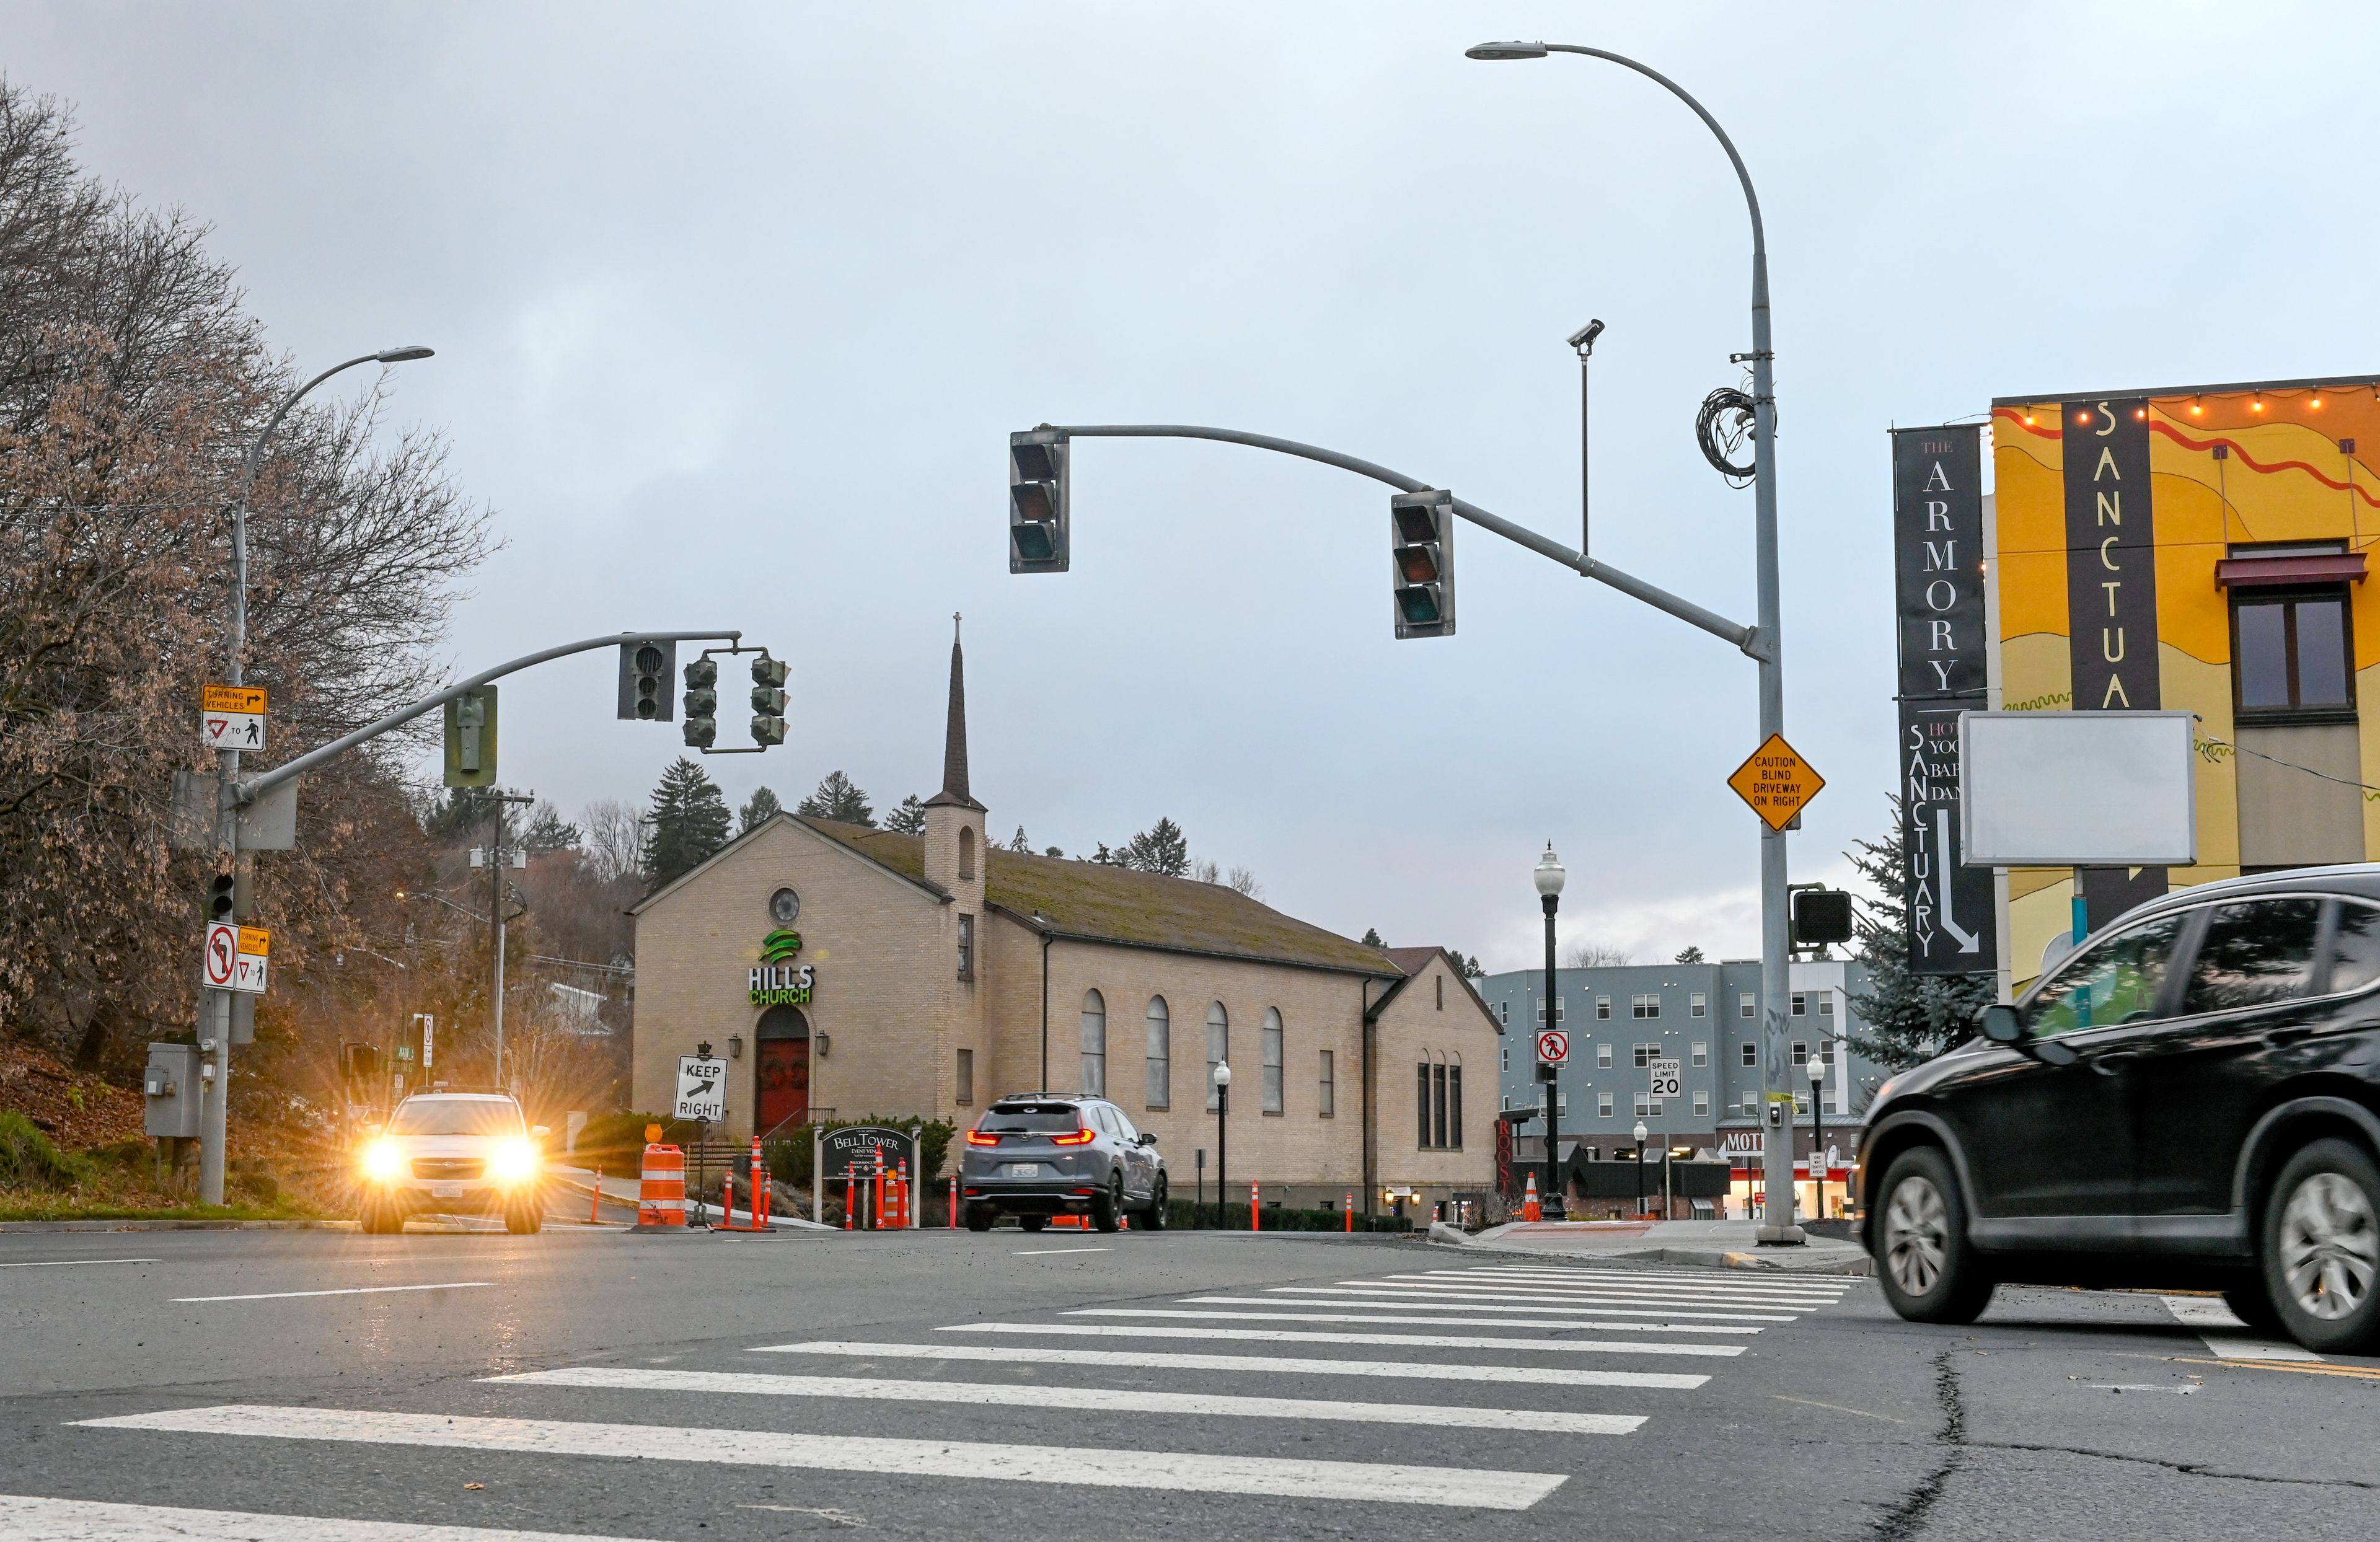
xmin=490 ymin=1138 xmax=539 ymax=1183
xmin=361 ymin=1139 xmax=404 ymax=1181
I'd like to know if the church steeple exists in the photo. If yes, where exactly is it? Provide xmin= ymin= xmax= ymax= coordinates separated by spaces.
xmin=926 ymin=612 xmax=984 ymax=812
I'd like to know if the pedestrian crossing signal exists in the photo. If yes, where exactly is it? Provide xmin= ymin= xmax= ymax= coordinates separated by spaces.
xmin=1010 ymin=428 xmax=1070 ymax=573
xmin=1390 ymin=489 xmax=1456 ymax=639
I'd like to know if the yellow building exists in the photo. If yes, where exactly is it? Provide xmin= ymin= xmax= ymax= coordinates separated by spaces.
xmin=628 ymin=630 xmax=1499 ymax=1215
xmin=1991 ymin=376 xmax=2379 ymax=984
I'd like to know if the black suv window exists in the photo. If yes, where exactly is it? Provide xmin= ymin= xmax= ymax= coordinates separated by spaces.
xmin=2022 ymin=912 xmax=2185 ymax=1037
xmin=980 ymin=1104 xmax=1082 ymax=1134
xmin=2182 ymin=897 xmax=2324 ymax=1013
xmin=2325 ymin=899 xmax=2380 ymax=995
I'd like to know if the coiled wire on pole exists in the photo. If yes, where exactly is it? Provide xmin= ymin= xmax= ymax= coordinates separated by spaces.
xmin=1696 ymin=384 xmax=1758 ymax=487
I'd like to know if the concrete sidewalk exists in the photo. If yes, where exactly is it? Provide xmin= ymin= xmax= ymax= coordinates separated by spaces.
xmin=547 ymin=1163 xmax=836 ymax=1231
xmin=1431 ymin=1217 xmax=1872 ymax=1275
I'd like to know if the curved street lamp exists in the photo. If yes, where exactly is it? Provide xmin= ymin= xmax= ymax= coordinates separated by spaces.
xmin=1467 ymin=38 xmax=1799 ymax=1243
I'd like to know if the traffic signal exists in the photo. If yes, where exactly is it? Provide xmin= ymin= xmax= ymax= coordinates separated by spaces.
xmin=751 ymin=656 xmax=788 ymax=747
xmin=682 ymin=658 xmax=718 ymax=749
xmin=442 ymin=687 xmax=498 ymax=788
xmin=1009 ymin=428 xmax=1070 ymax=573
xmin=203 ymin=867 xmax=252 ymax=923
xmin=1390 ymin=488 xmax=1456 ymax=639
xmin=1792 ymin=889 xmax=1856 ymax=948
xmin=617 ymin=639 xmax=677 ymax=721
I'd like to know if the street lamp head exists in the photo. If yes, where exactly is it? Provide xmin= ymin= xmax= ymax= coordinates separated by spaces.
xmin=1213 ymin=1060 xmax=1232 ymax=1087
xmin=1533 ymin=842 xmax=1567 ymax=899
xmin=1806 ymin=1054 xmax=1827 ymax=1085
xmin=1466 ymin=40 xmax=1548 ymax=60
xmin=1633 ymin=1121 xmax=1649 ymax=1144
xmin=375 ymin=345 xmax=435 ymax=363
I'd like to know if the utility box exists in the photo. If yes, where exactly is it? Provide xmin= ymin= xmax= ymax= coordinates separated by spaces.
xmin=144 ymin=1043 xmax=201 ymax=1140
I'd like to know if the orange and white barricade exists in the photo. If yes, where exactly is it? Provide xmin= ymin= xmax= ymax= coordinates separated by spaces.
xmin=1250 ymin=1180 xmax=1259 ymax=1232
xmin=635 ymin=1143 xmax=686 ymax=1229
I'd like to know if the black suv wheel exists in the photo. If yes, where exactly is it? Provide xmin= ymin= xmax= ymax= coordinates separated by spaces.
xmin=1144 ymin=1174 xmax=1169 ymax=1230
xmin=964 ymin=1204 xmax=996 ymax=1233
xmin=2260 ymin=1138 xmax=2380 ymax=1355
xmin=1874 ymin=1147 xmax=1993 ymax=1324
xmin=1093 ymin=1174 xmax=1123 ymax=1234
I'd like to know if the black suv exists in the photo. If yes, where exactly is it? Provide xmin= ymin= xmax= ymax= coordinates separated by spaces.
xmin=1859 ymin=866 xmax=2380 ymax=1354
xmin=959 ymin=1095 xmax=1168 ymax=1233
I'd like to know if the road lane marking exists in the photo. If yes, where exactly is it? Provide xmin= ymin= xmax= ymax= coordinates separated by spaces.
xmin=488 ymin=1365 xmax=1648 ymax=1434
xmin=0 ymin=1494 xmax=666 ymax=1540
xmin=1282 ymin=1286 xmax=1819 ymax=1315
xmin=2158 ymin=1295 xmax=2326 ymax=1364
xmin=1015 ymin=1247 xmax=1112 ymax=1256
xmin=937 ymin=1323 xmax=1744 ymax=1357
xmin=74 ymin=1406 xmax=1569 ymax=1509
xmin=1437 ymin=1267 xmax=1850 ymax=1293
xmin=752 ymin=1340 xmax=1710 ymax=1389
xmin=1259 ymin=1289 xmax=1794 ymax=1321
xmin=1390 ymin=1274 xmax=1846 ymax=1303
xmin=1077 ymin=1308 xmax=1759 ymax=1334
xmin=170 ymin=1282 xmax=491 ymax=1303
xmin=1768 ymin=1394 xmax=1906 ymax=1424
xmin=0 ymin=1258 xmax=161 ymax=1269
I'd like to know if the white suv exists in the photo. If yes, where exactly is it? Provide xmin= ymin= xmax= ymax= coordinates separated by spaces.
xmin=356 ymin=1091 xmax=547 ymax=1234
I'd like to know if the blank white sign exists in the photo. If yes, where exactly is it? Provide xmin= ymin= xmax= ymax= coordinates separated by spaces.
xmin=1959 ymin=710 xmax=2197 ymax=867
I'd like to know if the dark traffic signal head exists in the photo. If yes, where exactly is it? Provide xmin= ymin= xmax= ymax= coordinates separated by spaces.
xmin=750 ymin=654 xmax=788 ymax=746
xmin=207 ymin=871 xmax=236 ymax=922
xmin=682 ymin=658 xmax=719 ymax=749
xmin=1791 ymin=888 xmax=1856 ymax=948
xmin=1009 ymin=429 xmax=1070 ymax=573
xmin=617 ymin=639 xmax=677 ymax=721
xmin=1389 ymin=488 xmax=1456 ymax=639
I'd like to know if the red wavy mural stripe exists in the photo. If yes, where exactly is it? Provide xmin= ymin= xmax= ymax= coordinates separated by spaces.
xmin=1989 ymin=407 xmax=2378 ymax=511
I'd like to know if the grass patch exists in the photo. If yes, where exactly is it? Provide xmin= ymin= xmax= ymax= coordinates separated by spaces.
xmin=0 ymin=1111 xmax=328 ymax=1222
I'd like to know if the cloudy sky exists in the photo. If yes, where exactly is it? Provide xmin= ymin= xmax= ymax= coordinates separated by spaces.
xmin=14 ymin=4 xmax=2374 ymax=970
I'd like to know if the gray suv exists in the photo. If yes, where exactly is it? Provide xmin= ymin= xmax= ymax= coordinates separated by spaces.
xmin=960 ymin=1095 xmax=1168 ymax=1233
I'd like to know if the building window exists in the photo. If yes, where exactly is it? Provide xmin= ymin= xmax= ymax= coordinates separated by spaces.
xmin=1449 ymin=1064 xmax=1463 ymax=1149
xmin=1691 ymin=1042 xmax=1708 ymax=1067
xmin=1791 ymin=1041 xmax=1809 ymax=1065
xmin=1432 ymin=1064 xmax=1449 ymax=1148
xmin=1498 ymin=1000 xmax=1509 ymax=1024
xmin=1079 ymin=990 xmax=1106 ymax=1096
xmin=1634 ymin=1093 xmax=1662 ymax=1118
xmin=1500 ymin=1044 xmax=1509 ymax=1073
xmin=1740 ymin=992 xmax=1756 ymax=1018
xmin=1319 ymin=1049 xmax=1335 ymax=1117
xmin=2235 ymin=591 xmax=2353 ymax=718
xmin=1794 ymin=1093 xmax=1810 ymax=1115
xmin=1536 ymin=995 xmax=1567 ymax=1023
xmin=1598 ymin=1091 xmax=1615 ymax=1118
xmin=1791 ymin=992 xmax=1807 ymax=1016
xmin=1596 ymin=1042 xmax=1613 ymax=1068
xmin=1261 ymin=1008 xmax=1284 ymax=1114
xmin=956 ymin=914 xmax=974 ymax=982
xmin=958 ymin=824 xmax=976 ymax=880
xmin=1690 ymin=992 xmax=1706 ymax=1018
xmin=1741 ymin=1042 xmax=1758 ymax=1067
xmin=1693 ymin=1090 xmax=1709 ymax=1117
xmin=1742 ymin=1091 xmax=1760 ymax=1116
xmin=1145 ymin=995 xmax=1170 ymax=1109
xmin=1435 ymin=974 xmax=1444 ymax=1010
xmin=954 ymin=1048 xmax=974 ymax=1104
xmin=1417 ymin=1062 xmax=1432 ymax=1148
xmin=1632 ymin=993 xmax=1660 ymax=1019
xmin=1634 ymin=1043 xmax=1659 ymax=1068
xmin=1819 ymin=993 xmax=1835 ymax=1018
xmin=1596 ymin=996 xmax=1611 ymax=1020
xmin=1205 ymin=1002 xmax=1228 ymax=1110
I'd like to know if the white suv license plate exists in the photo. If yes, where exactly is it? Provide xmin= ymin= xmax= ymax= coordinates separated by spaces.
xmin=1003 ymin=1163 xmax=1042 ymax=1178
xmin=430 ymin=1182 xmax=465 ymax=1199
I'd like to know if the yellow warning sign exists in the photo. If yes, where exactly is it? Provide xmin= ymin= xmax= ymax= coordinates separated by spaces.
xmin=237 ymin=925 xmax=271 ymax=957
xmin=1727 ymin=733 xmax=1825 ymax=832
xmin=202 ymin=684 xmax=268 ymax=714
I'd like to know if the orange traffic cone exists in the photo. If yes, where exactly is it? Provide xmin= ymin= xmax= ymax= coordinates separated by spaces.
xmin=1522 ymin=1171 xmax=1542 ymax=1223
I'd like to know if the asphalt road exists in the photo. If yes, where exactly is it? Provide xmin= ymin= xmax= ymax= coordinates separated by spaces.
xmin=2 ymin=1214 xmax=2375 ymax=1540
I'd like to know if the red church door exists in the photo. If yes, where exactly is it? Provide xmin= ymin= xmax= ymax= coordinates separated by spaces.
xmin=755 ymin=1007 xmax=811 ymax=1134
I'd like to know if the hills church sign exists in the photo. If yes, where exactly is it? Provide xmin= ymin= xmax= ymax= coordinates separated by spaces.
xmin=748 ymin=927 xmax=815 ymax=1006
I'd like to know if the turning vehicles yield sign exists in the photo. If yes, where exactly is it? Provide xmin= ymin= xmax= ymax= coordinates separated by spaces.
xmin=1536 ymin=1030 xmax=1569 ymax=1065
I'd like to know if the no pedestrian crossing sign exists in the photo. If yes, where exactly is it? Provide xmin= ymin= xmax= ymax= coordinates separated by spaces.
xmin=1726 ymin=732 xmax=1824 ymax=831
xmin=1647 ymin=1057 xmax=1682 ymax=1099
xmin=1536 ymin=1030 xmax=1569 ymax=1065
xmin=674 ymin=1055 xmax=728 ymax=1122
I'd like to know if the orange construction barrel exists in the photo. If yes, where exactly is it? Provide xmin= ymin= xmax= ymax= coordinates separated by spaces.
xmin=636 ymin=1143 xmax=686 ymax=1230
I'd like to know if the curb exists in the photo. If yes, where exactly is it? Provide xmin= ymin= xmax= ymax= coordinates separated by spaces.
xmin=0 ymin=1218 xmax=352 ymax=1233
xmin=1427 ymin=1232 xmax=1875 ymax=1276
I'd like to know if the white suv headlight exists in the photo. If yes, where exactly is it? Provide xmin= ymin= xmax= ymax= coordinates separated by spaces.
xmin=490 ymin=1139 xmax=539 ymax=1183
xmin=361 ymin=1139 xmax=405 ymax=1181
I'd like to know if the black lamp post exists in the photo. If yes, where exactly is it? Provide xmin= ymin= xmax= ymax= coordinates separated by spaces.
xmin=1534 ymin=844 xmax=1567 ymax=1220
xmin=1807 ymin=1051 xmax=1828 ymax=1222
xmin=1634 ymin=1119 xmax=1649 ymax=1218
xmin=1213 ymin=1060 xmax=1232 ymax=1230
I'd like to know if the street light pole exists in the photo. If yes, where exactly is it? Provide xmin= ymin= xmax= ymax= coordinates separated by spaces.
xmin=1212 ymin=1060 xmax=1232 ymax=1230
xmin=1534 ymin=844 xmax=1567 ymax=1221
xmin=1634 ymin=1119 xmax=1649 ymax=1220
xmin=198 ymin=344 xmax=433 ymax=1209
xmin=1466 ymin=39 xmax=1800 ymax=1242
xmin=1807 ymin=1051 xmax=1829 ymax=1222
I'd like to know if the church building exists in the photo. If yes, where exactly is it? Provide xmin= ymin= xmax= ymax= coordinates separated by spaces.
xmin=628 ymin=628 xmax=1497 ymax=1216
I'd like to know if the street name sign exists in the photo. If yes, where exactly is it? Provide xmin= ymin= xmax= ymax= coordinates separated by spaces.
xmin=1647 ymin=1057 xmax=1682 ymax=1099
xmin=1727 ymin=733 xmax=1824 ymax=831
xmin=674 ymin=1055 xmax=728 ymax=1122
xmin=1536 ymin=1030 xmax=1569 ymax=1065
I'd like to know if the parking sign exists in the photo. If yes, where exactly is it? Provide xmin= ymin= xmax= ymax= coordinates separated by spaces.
xmin=1536 ymin=1030 xmax=1569 ymax=1065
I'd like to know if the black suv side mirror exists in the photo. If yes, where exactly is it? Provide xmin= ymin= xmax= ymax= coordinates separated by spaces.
xmin=1980 ymin=1002 xmax=2079 ymax=1067
xmin=1136 ymin=1133 xmax=1158 ymax=1147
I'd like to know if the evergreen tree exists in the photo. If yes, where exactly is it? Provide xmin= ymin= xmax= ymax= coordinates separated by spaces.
xmin=1460 ymin=953 xmax=1485 ymax=979
xmin=738 ymin=785 xmax=782 ymax=835
xmin=883 ymin=793 xmax=926 ymax=835
xmin=1121 ymin=816 xmax=1190 ymax=877
xmin=1675 ymin=945 xmax=1707 ymax=964
xmin=426 ymin=785 xmax=505 ymax=841
xmin=796 ymin=770 xmax=874 ymax=827
xmin=1361 ymin=927 xmax=1385 ymax=948
xmin=1846 ymin=799 xmax=1995 ymax=1068
xmin=522 ymin=801 xmax=581 ymax=853
xmin=644 ymin=757 xmax=732 ymax=885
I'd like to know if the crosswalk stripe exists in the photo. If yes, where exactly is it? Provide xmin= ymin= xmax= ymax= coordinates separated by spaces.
xmin=0 ymin=1494 xmax=665 ymax=1541
xmin=1077 ymin=1308 xmax=1760 ymax=1334
xmin=1406 ymin=1269 xmax=1849 ymax=1297
xmin=1263 ymin=1289 xmax=1795 ymax=1321
xmin=1175 ymin=1304 xmax=1770 ymax=1333
xmin=936 ymin=1323 xmax=1744 ymax=1358
xmin=1359 ymin=1279 xmax=1840 ymax=1307
xmin=2159 ymin=1295 xmax=2326 ymax=1363
xmin=487 ymin=1365 xmax=1649 ymax=1435
xmin=74 ymin=1405 xmax=1567 ymax=1510
xmin=1289 ymin=1285 xmax=1821 ymax=1314
xmin=751 ymin=1340 xmax=1711 ymax=1390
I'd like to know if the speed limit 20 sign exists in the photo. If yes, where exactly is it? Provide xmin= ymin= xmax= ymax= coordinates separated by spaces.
xmin=1536 ymin=1030 xmax=1569 ymax=1065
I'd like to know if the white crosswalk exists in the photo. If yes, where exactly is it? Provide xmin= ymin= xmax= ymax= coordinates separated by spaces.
xmin=58 ymin=1256 xmax=1853 ymax=1530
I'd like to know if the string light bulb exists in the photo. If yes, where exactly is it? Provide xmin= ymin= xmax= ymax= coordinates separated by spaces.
xmin=2135 ymin=407 xmax=2148 ymax=420
xmin=2191 ymin=397 xmax=2204 ymax=416
xmin=2077 ymin=410 xmax=2092 ymax=425
xmin=2312 ymin=392 xmax=2325 ymax=409
xmin=2252 ymin=392 xmax=2265 ymax=412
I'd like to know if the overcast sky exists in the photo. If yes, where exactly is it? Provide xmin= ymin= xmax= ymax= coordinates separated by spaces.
xmin=14 ymin=4 xmax=2375 ymax=971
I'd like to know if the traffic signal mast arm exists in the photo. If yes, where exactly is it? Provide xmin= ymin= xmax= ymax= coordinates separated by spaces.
xmin=1043 ymin=423 xmax=1762 ymax=658
xmin=232 ymin=628 xmax=742 ymax=806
